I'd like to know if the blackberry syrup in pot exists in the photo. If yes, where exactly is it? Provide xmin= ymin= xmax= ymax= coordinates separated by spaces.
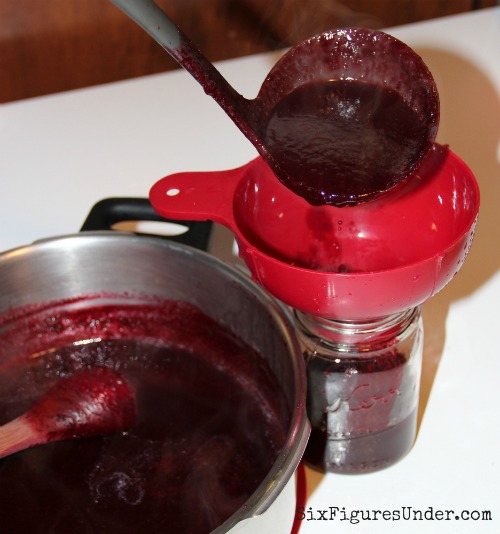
xmin=0 ymin=300 xmax=290 ymax=533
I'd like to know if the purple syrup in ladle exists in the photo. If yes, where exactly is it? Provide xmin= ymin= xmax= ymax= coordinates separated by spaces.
xmin=110 ymin=2 xmax=439 ymax=206
xmin=263 ymin=79 xmax=432 ymax=206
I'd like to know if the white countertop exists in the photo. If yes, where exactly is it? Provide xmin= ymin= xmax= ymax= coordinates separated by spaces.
xmin=1 ymin=7 xmax=499 ymax=534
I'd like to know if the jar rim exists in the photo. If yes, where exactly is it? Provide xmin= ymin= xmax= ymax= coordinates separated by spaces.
xmin=294 ymin=306 xmax=421 ymax=352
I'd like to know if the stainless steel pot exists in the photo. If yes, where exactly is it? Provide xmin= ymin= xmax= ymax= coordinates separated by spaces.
xmin=0 ymin=232 xmax=309 ymax=533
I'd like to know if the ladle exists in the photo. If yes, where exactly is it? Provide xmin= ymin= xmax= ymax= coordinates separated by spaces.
xmin=109 ymin=0 xmax=439 ymax=206
xmin=0 ymin=368 xmax=137 ymax=459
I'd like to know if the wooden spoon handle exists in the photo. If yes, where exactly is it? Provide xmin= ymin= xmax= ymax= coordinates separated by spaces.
xmin=0 ymin=369 xmax=137 ymax=461
xmin=0 ymin=416 xmax=40 ymax=459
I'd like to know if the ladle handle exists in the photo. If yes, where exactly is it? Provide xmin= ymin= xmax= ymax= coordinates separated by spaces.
xmin=110 ymin=0 xmax=183 ymax=55
xmin=109 ymin=0 xmax=261 ymax=146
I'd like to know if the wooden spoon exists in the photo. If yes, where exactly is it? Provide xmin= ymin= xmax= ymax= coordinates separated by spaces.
xmin=0 ymin=368 xmax=137 ymax=459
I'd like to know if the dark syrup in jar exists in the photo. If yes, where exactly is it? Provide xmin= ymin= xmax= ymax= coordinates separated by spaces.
xmin=295 ymin=308 xmax=422 ymax=474
xmin=0 ymin=301 xmax=290 ymax=533
xmin=305 ymin=349 xmax=417 ymax=473
xmin=265 ymin=79 xmax=431 ymax=206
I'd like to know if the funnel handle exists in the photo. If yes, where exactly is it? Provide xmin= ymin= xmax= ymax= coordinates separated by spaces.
xmin=149 ymin=162 xmax=250 ymax=231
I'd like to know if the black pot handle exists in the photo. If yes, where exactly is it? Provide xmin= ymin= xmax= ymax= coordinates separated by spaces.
xmin=81 ymin=198 xmax=212 ymax=251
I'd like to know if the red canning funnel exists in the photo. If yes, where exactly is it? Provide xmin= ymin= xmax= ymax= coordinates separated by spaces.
xmin=150 ymin=144 xmax=479 ymax=320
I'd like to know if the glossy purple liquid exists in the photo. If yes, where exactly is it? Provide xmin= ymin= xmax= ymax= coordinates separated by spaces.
xmin=265 ymin=79 xmax=430 ymax=206
xmin=304 ymin=348 xmax=415 ymax=473
xmin=0 ymin=301 xmax=289 ymax=533
xmin=306 ymin=410 xmax=417 ymax=474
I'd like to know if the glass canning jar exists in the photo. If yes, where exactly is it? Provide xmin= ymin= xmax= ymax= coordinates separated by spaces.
xmin=295 ymin=306 xmax=423 ymax=474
